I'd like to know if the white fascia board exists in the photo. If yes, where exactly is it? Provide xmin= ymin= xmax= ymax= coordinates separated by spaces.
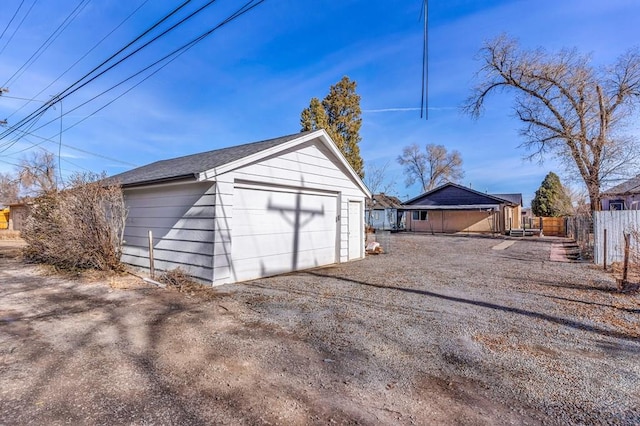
xmin=196 ymin=131 xmax=324 ymax=182
xmin=315 ymin=129 xmax=372 ymax=198
xmin=197 ymin=129 xmax=372 ymax=198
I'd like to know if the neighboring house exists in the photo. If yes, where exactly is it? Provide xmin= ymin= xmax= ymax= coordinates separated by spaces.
xmin=109 ymin=130 xmax=371 ymax=286
xmin=365 ymin=193 xmax=405 ymax=231
xmin=403 ymin=183 xmax=522 ymax=234
xmin=601 ymin=174 xmax=640 ymax=210
xmin=7 ymin=203 xmax=31 ymax=231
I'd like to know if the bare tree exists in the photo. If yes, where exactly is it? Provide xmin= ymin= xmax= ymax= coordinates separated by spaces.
xmin=364 ymin=161 xmax=397 ymax=195
xmin=0 ymin=172 xmax=20 ymax=205
xmin=397 ymin=143 xmax=464 ymax=192
xmin=464 ymin=34 xmax=640 ymax=212
xmin=18 ymin=150 xmax=57 ymax=196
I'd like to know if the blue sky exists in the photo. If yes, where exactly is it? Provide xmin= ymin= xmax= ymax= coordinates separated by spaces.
xmin=0 ymin=0 xmax=639 ymax=206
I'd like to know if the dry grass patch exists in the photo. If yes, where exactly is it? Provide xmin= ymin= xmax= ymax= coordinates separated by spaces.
xmin=158 ymin=268 xmax=224 ymax=301
xmin=0 ymin=230 xmax=21 ymax=240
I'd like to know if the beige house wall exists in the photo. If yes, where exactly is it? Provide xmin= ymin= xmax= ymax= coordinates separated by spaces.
xmin=407 ymin=210 xmax=500 ymax=233
xmin=503 ymin=205 xmax=522 ymax=231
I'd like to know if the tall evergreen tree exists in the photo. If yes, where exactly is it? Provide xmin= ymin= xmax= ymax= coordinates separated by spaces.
xmin=531 ymin=172 xmax=573 ymax=217
xmin=300 ymin=76 xmax=364 ymax=178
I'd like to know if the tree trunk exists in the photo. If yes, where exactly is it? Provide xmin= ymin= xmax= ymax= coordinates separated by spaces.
xmin=588 ymin=186 xmax=601 ymax=212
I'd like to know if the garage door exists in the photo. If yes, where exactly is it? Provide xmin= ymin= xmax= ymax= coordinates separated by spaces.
xmin=231 ymin=185 xmax=338 ymax=282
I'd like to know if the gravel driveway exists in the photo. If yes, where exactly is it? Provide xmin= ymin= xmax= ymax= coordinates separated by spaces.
xmin=1 ymin=234 xmax=639 ymax=425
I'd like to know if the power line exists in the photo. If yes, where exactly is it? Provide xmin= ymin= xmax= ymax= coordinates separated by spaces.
xmin=2 ymin=126 xmax=138 ymax=167
xmin=30 ymin=0 xmax=266 ymax=141
xmin=0 ymin=0 xmax=40 ymax=57
xmin=420 ymin=0 xmax=429 ymax=120
xmin=0 ymin=0 xmax=267 ymax=161
xmin=5 ymin=0 xmax=149 ymax=121
xmin=3 ymin=0 xmax=91 ymax=88
xmin=0 ymin=0 xmax=196 ymax=141
xmin=0 ymin=0 xmax=25 ymax=43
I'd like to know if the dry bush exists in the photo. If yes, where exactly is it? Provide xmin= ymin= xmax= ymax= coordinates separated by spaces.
xmin=22 ymin=172 xmax=127 ymax=272
xmin=159 ymin=268 xmax=222 ymax=300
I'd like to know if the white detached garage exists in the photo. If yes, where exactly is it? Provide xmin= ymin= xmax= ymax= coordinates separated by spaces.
xmin=110 ymin=130 xmax=371 ymax=286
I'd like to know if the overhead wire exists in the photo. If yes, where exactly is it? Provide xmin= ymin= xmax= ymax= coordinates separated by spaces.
xmin=1 ymin=0 xmax=266 ymax=170
xmin=420 ymin=0 xmax=428 ymax=120
xmin=0 ymin=0 xmax=40 ymax=56
xmin=47 ymin=0 xmax=266 ymax=140
xmin=3 ymin=0 xmax=91 ymax=88
xmin=5 ymin=126 xmax=137 ymax=166
xmin=3 ymin=0 xmax=265 ymax=153
xmin=3 ymin=136 xmax=94 ymax=174
xmin=0 ymin=0 xmax=25 ymax=44
xmin=0 ymin=0 xmax=196 ymax=140
xmin=6 ymin=0 xmax=148 ymax=121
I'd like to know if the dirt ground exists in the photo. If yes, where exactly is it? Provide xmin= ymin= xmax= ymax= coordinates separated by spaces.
xmin=1 ymin=235 xmax=639 ymax=425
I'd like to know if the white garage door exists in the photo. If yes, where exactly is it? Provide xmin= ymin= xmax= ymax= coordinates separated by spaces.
xmin=231 ymin=185 xmax=338 ymax=282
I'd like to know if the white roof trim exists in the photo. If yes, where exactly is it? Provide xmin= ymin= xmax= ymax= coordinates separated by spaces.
xmin=198 ymin=129 xmax=371 ymax=197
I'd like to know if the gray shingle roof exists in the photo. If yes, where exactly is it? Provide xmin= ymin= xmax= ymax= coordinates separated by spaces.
xmin=602 ymin=174 xmax=640 ymax=195
xmin=365 ymin=193 xmax=403 ymax=209
xmin=110 ymin=131 xmax=314 ymax=187
xmin=403 ymin=183 xmax=521 ymax=207
xmin=492 ymin=193 xmax=523 ymax=206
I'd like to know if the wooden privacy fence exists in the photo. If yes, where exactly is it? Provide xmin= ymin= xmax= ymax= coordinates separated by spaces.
xmin=542 ymin=217 xmax=566 ymax=236
xmin=593 ymin=210 xmax=640 ymax=266
xmin=527 ymin=216 xmax=567 ymax=236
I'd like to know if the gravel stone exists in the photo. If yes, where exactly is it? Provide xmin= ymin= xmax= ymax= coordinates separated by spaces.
xmin=1 ymin=234 xmax=639 ymax=425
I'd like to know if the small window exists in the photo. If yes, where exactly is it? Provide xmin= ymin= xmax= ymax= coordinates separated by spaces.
xmin=412 ymin=211 xmax=428 ymax=221
xmin=373 ymin=211 xmax=380 ymax=220
xmin=609 ymin=200 xmax=625 ymax=210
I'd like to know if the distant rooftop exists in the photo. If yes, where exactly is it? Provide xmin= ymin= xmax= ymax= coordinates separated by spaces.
xmin=602 ymin=174 xmax=640 ymax=195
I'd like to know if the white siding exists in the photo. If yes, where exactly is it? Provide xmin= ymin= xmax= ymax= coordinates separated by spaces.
xmin=212 ymin=140 xmax=366 ymax=285
xmin=122 ymin=182 xmax=215 ymax=283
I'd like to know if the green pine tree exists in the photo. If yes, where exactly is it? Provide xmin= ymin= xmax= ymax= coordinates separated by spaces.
xmin=531 ymin=172 xmax=573 ymax=217
xmin=300 ymin=76 xmax=364 ymax=178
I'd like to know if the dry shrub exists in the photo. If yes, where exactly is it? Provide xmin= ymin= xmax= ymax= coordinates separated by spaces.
xmin=159 ymin=268 xmax=221 ymax=300
xmin=626 ymin=227 xmax=640 ymax=283
xmin=22 ymin=172 xmax=127 ymax=272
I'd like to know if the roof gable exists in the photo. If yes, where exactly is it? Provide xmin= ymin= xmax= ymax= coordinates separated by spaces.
xmin=109 ymin=130 xmax=371 ymax=197
xmin=404 ymin=183 xmax=518 ymax=207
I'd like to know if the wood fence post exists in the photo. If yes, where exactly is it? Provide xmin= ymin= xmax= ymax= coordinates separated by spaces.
xmin=620 ymin=233 xmax=630 ymax=291
xmin=148 ymin=230 xmax=155 ymax=279
xmin=603 ymin=229 xmax=607 ymax=271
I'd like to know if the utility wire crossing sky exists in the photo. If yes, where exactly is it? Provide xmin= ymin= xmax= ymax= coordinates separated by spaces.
xmin=0 ymin=0 xmax=639 ymax=206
